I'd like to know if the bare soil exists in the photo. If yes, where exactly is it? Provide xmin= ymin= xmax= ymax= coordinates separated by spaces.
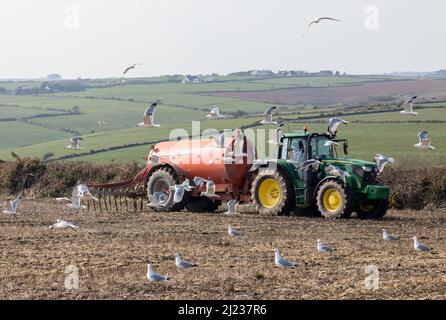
xmin=0 ymin=199 xmax=445 ymax=300
xmin=210 ymin=79 xmax=446 ymax=106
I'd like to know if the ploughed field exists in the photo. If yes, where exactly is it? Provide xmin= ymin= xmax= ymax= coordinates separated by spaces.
xmin=0 ymin=199 xmax=444 ymax=299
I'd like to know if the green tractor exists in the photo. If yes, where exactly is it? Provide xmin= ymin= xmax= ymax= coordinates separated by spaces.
xmin=251 ymin=130 xmax=390 ymax=219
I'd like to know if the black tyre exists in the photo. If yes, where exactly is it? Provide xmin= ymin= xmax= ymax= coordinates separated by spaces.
xmin=147 ymin=168 xmax=186 ymax=212
xmin=316 ymin=180 xmax=352 ymax=219
xmin=185 ymin=196 xmax=221 ymax=213
xmin=356 ymin=199 xmax=389 ymax=220
xmin=251 ymin=170 xmax=295 ymax=216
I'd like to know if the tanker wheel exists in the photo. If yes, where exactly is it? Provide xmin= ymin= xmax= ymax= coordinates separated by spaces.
xmin=356 ymin=199 xmax=389 ymax=220
xmin=316 ymin=180 xmax=351 ymax=219
xmin=251 ymin=170 xmax=295 ymax=216
xmin=147 ymin=167 xmax=186 ymax=212
xmin=185 ymin=196 xmax=221 ymax=213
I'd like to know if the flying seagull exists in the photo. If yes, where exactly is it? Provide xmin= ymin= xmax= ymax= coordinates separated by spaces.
xmin=200 ymin=178 xmax=220 ymax=198
xmin=147 ymin=154 xmax=161 ymax=166
xmin=3 ymin=195 xmax=22 ymax=216
xmin=224 ymin=199 xmax=239 ymax=216
xmin=147 ymin=264 xmax=170 ymax=282
xmin=123 ymin=63 xmax=141 ymax=75
xmin=147 ymin=192 xmax=168 ymax=208
xmin=206 ymin=106 xmax=226 ymax=119
xmin=170 ymin=179 xmax=195 ymax=204
xmin=382 ymin=229 xmax=399 ymax=241
xmin=65 ymin=137 xmax=84 ymax=150
xmin=228 ymin=225 xmax=242 ymax=237
xmin=400 ymin=96 xmax=418 ymax=116
xmin=317 ymin=239 xmax=335 ymax=253
xmin=325 ymin=165 xmax=350 ymax=184
xmin=212 ymin=132 xmax=226 ymax=148
xmin=49 ymin=219 xmax=80 ymax=231
xmin=193 ymin=176 xmax=208 ymax=189
xmin=296 ymin=159 xmax=323 ymax=171
xmin=175 ymin=254 xmax=198 ymax=269
xmin=260 ymin=106 xmax=278 ymax=125
xmin=304 ymin=17 xmax=341 ymax=36
xmin=327 ymin=118 xmax=348 ymax=135
xmin=374 ymin=154 xmax=395 ymax=174
xmin=324 ymin=140 xmax=339 ymax=147
xmin=56 ymin=184 xmax=98 ymax=209
xmin=97 ymin=120 xmax=107 ymax=127
xmin=412 ymin=236 xmax=432 ymax=252
xmin=274 ymin=248 xmax=297 ymax=268
xmin=414 ymin=131 xmax=435 ymax=150
xmin=268 ymin=122 xmax=285 ymax=146
xmin=137 ymin=102 xmax=160 ymax=128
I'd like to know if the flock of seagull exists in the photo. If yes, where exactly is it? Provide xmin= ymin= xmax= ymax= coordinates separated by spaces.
xmin=147 ymin=228 xmax=433 ymax=282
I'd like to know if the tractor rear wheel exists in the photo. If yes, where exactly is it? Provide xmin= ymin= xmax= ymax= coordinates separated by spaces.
xmin=316 ymin=180 xmax=351 ymax=219
xmin=356 ymin=199 xmax=389 ymax=219
xmin=185 ymin=196 xmax=221 ymax=213
xmin=147 ymin=167 xmax=186 ymax=212
xmin=251 ymin=170 xmax=295 ymax=216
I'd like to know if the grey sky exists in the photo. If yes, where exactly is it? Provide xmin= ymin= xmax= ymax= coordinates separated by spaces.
xmin=1 ymin=0 xmax=445 ymax=79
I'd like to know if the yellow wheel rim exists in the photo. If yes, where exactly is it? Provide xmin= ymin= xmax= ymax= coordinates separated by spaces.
xmin=323 ymin=189 xmax=342 ymax=212
xmin=359 ymin=201 xmax=375 ymax=212
xmin=258 ymin=178 xmax=281 ymax=208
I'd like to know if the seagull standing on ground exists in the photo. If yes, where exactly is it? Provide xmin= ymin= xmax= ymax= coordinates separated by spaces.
xmin=412 ymin=236 xmax=432 ymax=252
xmin=123 ymin=63 xmax=141 ymax=75
xmin=3 ymin=195 xmax=22 ymax=216
xmin=65 ymin=137 xmax=84 ymax=150
xmin=147 ymin=192 xmax=168 ymax=208
xmin=327 ymin=118 xmax=348 ymax=135
xmin=137 ymin=102 xmax=160 ymax=128
xmin=260 ymin=106 xmax=278 ymax=125
xmin=175 ymin=254 xmax=198 ymax=269
xmin=206 ymin=106 xmax=226 ymax=119
xmin=317 ymin=239 xmax=335 ymax=253
xmin=382 ymin=229 xmax=399 ymax=241
xmin=400 ymin=96 xmax=418 ymax=116
xmin=224 ymin=199 xmax=239 ymax=215
xmin=274 ymin=248 xmax=297 ymax=267
xmin=49 ymin=219 xmax=80 ymax=231
xmin=414 ymin=131 xmax=435 ymax=150
xmin=228 ymin=225 xmax=242 ymax=236
xmin=374 ymin=154 xmax=395 ymax=174
xmin=147 ymin=264 xmax=170 ymax=282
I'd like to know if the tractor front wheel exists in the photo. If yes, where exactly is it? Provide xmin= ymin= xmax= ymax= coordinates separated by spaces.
xmin=251 ymin=170 xmax=295 ymax=216
xmin=356 ymin=199 xmax=389 ymax=219
xmin=316 ymin=180 xmax=351 ymax=219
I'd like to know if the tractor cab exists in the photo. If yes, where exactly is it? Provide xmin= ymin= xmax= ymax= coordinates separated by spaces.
xmin=280 ymin=132 xmax=348 ymax=162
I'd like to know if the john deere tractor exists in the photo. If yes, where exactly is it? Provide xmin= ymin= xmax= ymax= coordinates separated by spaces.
xmin=251 ymin=131 xmax=390 ymax=219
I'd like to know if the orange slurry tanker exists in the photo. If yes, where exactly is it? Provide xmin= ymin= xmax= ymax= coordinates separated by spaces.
xmin=88 ymin=128 xmax=391 ymax=219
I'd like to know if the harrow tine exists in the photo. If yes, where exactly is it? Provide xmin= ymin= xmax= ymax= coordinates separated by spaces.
xmin=133 ymin=198 xmax=137 ymax=212
xmin=103 ymin=193 xmax=109 ymax=212
xmin=114 ymin=195 xmax=118 ymax=212
xmin=93 ymin=198 xmax=96 ymax=211
xmin=87 ymin=200 xmax=90 ymax=212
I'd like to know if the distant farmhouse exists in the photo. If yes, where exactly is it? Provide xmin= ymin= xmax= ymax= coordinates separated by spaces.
xmin=250 ymin=70 xmax=274 ymax=77
xmin=182 ymin=75 xmax=201 ymax=84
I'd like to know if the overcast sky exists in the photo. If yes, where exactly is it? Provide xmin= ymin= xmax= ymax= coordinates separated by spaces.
xmin=1 ymin=0 xmax=445 ymax=79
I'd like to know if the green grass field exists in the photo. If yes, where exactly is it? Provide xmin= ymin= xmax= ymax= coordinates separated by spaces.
xmin=0 ymin=75 xmax=445 ymax=166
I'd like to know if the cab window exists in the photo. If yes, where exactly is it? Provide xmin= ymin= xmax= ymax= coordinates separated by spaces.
xmin=311 ymin=136 xmax=333 ymax=159
xmin=288 ymin=138 xmax=307 ymax=163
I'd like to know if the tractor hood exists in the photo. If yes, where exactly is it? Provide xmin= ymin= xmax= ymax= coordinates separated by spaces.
xmin=321 ymin=157 xmax=376 ymax=169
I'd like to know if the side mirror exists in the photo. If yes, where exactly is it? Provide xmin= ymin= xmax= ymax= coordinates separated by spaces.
xmin=343 ymin=141 xmax=349 ymax=155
